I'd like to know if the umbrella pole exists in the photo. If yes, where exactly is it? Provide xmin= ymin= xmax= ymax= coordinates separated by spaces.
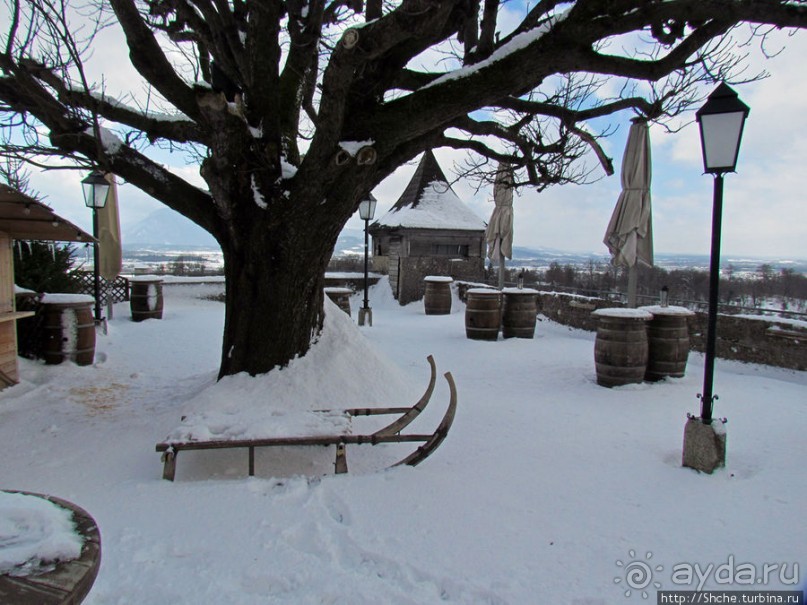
xmin=498 ymin=248 xmax=505 ymax=290
xmin=627 ymin=265 xmax=638 ymax=307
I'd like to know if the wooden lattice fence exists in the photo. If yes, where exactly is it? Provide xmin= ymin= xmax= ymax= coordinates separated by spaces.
xmin=71 ymin=272 xmax=130 ymax=305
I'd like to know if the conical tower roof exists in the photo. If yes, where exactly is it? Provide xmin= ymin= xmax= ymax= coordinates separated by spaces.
xmin=373 ymin=151 xmax=485 ymax=231
xmin=389 ymin=150 xmax=449 ymax=212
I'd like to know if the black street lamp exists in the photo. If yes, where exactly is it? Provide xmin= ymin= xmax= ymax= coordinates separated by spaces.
xmin=81 ymin=170 xmax=110 ymax=323
xmin=358 ymin=195 xmax=377 ymax=327
xmin=683 ymin=83 xmax=749 ymax=474
xmin=694 ymin=83 xmax=749 ymax=425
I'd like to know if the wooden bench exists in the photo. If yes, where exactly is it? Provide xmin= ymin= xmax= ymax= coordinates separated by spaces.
xmin=155 ymin=356 xmax=457 ymax=480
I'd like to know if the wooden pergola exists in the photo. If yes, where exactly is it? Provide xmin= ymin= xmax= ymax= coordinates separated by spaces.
xmin=0 ymin=184 xmax=93 ymax=388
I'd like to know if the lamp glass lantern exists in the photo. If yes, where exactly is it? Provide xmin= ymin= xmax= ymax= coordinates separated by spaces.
xmin=81 ymin=170 xmax=110 ymax=209
xmin=359 ymin=197 xmax=377 ymax=221
xmin=695 ymin=83 xmax=750 ymax=174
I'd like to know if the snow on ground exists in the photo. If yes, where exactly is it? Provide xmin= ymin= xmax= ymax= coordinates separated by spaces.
xmin=1 ymin=279 xmax=805 ymax=603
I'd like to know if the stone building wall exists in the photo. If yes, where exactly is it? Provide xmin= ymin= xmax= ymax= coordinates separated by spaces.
xmin=397 ymin=257 xmax=485 ymax=305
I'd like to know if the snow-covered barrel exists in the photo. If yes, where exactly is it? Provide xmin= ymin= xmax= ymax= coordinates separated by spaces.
xmin=465 ymin=288 xmax=501 ymax=341
xmin=130 ymin=276 xmax=164 ymax=322
xmin=40 ymin=294 xmax=96 ymax=366
xmin=324 ymin=287 xmax=352 ymax=317
xmin=639 ymin=306 xmax=696 ymax=381
xmin=592 ymin=308 xmax=652 ymax=387
xmin=423 ymin=276 xmax=452 ymax=315
xmin=501 ymin=288 xmax=539 ymax=339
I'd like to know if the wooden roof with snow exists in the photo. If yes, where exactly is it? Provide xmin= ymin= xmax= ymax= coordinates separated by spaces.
xmin=371 ymin=151 xmax=486 ymax=232
xmin=0 ymin=185 xmax=94 ymax=242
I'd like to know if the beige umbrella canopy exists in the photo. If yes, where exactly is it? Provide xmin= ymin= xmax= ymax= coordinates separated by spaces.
xmin=485 ymin=162 xmax=514 ymax=289
xmin=603 ymin=120 xmax=653 ymax=305
xmin=98 ymin=173 xmax=122 ymax=281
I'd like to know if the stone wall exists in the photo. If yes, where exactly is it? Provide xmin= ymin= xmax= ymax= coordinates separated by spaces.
xmin=686 ymin=312 xmax=807 ymax=371
xmin=397 ymin=257 xmax=484 ymax=305
xmin=533 ymin=291 xmax=806 ymax=371
xmin=533 ymin=291 xmax=613 ymax=332
xmin=324 ymin=273 xmax=381 ymax=291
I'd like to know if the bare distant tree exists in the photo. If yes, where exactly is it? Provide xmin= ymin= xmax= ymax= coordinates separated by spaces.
xmin=1 ymin=0 xmax=805 ymax=379
xmin=0 ymin=156 xmax=36 ymax=197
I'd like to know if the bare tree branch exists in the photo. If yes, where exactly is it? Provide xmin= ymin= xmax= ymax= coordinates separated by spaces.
xmin=109 ymin=0 xmax=200 ymax=119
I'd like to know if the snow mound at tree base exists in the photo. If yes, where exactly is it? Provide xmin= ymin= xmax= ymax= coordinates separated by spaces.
xmin=164 ymin=297 xmax=420 ymax=445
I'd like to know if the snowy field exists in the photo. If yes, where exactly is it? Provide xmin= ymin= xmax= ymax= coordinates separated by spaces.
xmin=1 ymin=279 xmax=805 ymax=604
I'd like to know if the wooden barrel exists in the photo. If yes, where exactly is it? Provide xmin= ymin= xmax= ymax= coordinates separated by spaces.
xmin=465 ymin=289 xmax=501 ymax=341
xmin=592 ymin=309 xmax=651 ymax=387
xmin=424 ymin=276 xmax=452 ymax=315
xmin=641 ymin=306 xmax=695 ymax=381
xmin=130 ymin=278 xmax=164 ymax=322
xmin=40 ymin=297 xmax=96 ymax=366
xmin=502 ymin=289 xmax=539 ymax=339
xmin=324 ymin=287 xmax=352 ymax=317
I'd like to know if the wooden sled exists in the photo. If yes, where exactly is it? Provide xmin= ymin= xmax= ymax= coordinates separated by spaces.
xmin=155 ymin=355 xmax=457 ymax=481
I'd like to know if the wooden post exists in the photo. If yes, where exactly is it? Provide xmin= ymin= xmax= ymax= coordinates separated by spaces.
xmin=161 ymin=449 xmax=177 ymax=481
xmin=0 ymin=233 xmax=21 ymax=387
xmin=334 ymin=443 xmax=348 ymax=474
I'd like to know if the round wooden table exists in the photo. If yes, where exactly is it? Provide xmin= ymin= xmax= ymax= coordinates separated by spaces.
xmin=0 ymin=491 xmax=101 ymax=604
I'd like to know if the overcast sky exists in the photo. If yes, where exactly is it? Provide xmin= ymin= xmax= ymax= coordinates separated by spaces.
xmin=17 ymin=19 xmax=807 ymax=260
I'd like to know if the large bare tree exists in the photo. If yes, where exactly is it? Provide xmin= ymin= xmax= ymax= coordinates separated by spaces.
xmin=1 ymin=0 xmax=805 ymax=378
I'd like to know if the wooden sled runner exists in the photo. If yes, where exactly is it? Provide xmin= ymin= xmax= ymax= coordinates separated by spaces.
xmin=155 ymin=356 xmax=457 ymax=481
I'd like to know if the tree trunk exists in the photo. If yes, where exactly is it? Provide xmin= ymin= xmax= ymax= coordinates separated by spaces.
xmin=217 ymin=202 xmax=338 ymax=379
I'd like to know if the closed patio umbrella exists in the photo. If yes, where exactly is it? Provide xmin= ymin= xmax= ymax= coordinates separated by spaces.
xmin=603 ymin=119 xmax=653 ymax=306
xmin=98 ymin=173 xmax=122 ymax=282
xmin=485 ymin=162 xmax=514 ymax=289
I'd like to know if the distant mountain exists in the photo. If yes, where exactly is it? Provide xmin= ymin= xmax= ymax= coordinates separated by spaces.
xmin=507 ymin=246 xmax=806 ymax=274
xmin=125 ymin=210 xmax=367 ymax=254
xmin=510 ymin=246 xmax=610 ymax=265
xmin=335 ymin=229 xmax=365 ymax=256
xmin=122 ymin=210 xmax=806 ymax=275
xmin=124 ymin=208 xmax=218 ymax=248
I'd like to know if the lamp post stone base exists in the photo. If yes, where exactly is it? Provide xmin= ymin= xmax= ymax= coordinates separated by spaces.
xmin=682 ymin=416 xmax=726 ymax=474
xmin=358 ymin=307 xmax=373 ymax=327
